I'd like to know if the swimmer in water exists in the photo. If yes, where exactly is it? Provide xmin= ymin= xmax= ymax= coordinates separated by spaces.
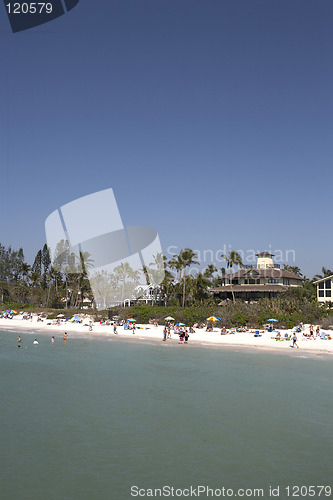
xmin=18 ymin=336 xmax=22 ymax=343
xmin=51 ymin=336 xmax=55 ymax=343
xmin=63 ymin=332 xmax=67 ymax=341
xmin=33 ymin=339 xmax=39 ymax=344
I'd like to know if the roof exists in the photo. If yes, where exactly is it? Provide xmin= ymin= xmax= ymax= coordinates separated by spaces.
xmin=313 ymin=275 xmax=333 ymax=284
xmin=221 ymin=268 xmax=303 ymax=280
xmin=256 ymin=251 xmax=275 ymax=257
xmin=211 ymin=284 xmax=289 ymax=293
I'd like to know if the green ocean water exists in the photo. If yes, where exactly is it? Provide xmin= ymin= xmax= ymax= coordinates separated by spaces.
xmin=1 ymin=329 xmax=332 ymax=500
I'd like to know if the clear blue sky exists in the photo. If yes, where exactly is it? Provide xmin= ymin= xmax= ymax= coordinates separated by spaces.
xmin=1 ymin=0 xmax=332 ymax=278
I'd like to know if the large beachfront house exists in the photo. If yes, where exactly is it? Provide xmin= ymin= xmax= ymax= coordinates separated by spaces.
xmin=123 ymin=284 xmax=164 ymax=307
xmin=210 ymin=252 xmax=303 ymax=301
xmin=313 ymin=275 xmax=333 ymax=303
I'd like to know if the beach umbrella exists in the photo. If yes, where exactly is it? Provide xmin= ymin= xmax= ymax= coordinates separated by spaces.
xmin=164 ymin=316 xmax=175 ymax=321
xmin=127 ymin=318 xmax=136 ymax=322
xmin=8 ymin=310 xmax=18 ymax=314
xmin=57 ymin=314 xmax=65 ymax=318
xmin=175 ymin=322 xmax=185 ymax=326
xmin=206 ymin=316 xmax=221 ymax=322
xmin=267 ymin=318 xmax=278 ymax=322
xmin=72 ymin=315 xmax=80 ymax=322
xmin=112 ymin=315 xmax=121 ymax=320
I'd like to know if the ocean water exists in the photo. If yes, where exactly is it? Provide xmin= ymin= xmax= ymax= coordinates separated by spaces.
xmin=1 ymin=329 xmax=332 ymax=500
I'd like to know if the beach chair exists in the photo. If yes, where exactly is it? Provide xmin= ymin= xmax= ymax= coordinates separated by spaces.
xmin=254 ymin=330 xmax=262 ymax=337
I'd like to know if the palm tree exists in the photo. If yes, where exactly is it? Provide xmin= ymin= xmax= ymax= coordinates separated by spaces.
xmin=204 ymin=264 xmax=217 ymax=279
xmin=176 ymin=248 xmax=199 ymax=307
xmin=221 ymin=250 xmax=243 ymax=302
xmin=160 ymin=269 xmax=175 ymax=306
xmin=114 ymin=262 xmax=140 ymax=304
xmin=313 ymin=267 xmax=333 ymax=281
xmin=284 ymin=265 xmax=303 ymax=277
xmin=20 ymin=262 xmax=31 ymax=283
xmin=168 ymin=256 xmax=183 ymax=281
xmin=192 ymin=272 xmax=211 ymax=304
xmin=75 ymin=251 xmax=95 ymax=308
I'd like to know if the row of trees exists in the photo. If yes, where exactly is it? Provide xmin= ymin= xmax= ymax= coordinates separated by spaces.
xmin=0 ymin=242 xmax=332 ymax=309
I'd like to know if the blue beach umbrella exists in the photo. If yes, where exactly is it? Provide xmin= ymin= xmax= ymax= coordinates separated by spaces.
xmin=175 ymin=322 xmax=185 ymax=326
xmin=267 ymin=318 xmax=278 ymax=322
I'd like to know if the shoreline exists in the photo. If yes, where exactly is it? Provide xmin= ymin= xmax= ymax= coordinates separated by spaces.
xmin=1 ymin=316 xmax=333 ymax=358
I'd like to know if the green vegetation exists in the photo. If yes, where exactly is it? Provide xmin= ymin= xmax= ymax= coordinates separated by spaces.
xmin=1 ymin=242 xmax=332 ymax=328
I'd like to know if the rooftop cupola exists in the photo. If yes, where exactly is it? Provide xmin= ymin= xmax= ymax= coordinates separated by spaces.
xmin=256 ymin=252 xmax=275 ymax=269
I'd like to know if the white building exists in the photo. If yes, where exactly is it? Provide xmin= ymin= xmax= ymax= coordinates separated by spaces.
xmin=313 ymin=275 xmax=333 ymax=303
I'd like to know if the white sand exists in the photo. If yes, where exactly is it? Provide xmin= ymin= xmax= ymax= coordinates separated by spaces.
xmin=1 ymin=315 xmax=333 ymax=356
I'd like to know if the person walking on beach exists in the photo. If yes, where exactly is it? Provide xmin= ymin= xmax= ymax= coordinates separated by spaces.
xmin=113 ymin=323 xmax=118 ymax=334
xmin=184 ymin=331 xmax=189 ymax=344
xmin=292 ymin=332 xmax=299 ymax=348
xmin=163 ymin=327 xmax=167 ymax=341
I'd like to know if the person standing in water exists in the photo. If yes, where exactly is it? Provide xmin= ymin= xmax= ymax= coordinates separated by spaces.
xmin=51 ymin=336 xmax=55 ymax=343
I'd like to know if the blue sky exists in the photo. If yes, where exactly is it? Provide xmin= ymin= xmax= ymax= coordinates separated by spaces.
xmin=0 ymin=0 xmax=332 ymax=278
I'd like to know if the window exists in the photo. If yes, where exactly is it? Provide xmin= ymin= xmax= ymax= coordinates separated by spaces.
xmin=249 ymin=279 xmax=255 ymax=284
xmin=319 ymin=290 xmax=325 ymax=297
xmin=244 ymin=280 xmax=248 ymax=284
xmin=269 ymin=279 xmax=278 ymax=284
xmin=319 ymin=282 xmax=324 ymax=289
xmin=256 ymin=279 xmax=260 ymax=284
xmin=326 ymin=290 xmax=331 ymax=297
xmin=232 ymin=279 xmax=239 ymax=284
xmin=325 ymin=280 xmax=331 ymax=289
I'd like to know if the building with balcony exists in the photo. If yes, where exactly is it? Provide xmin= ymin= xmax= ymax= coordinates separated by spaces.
xmin=210 ymin=252 xmax=303 ymax=301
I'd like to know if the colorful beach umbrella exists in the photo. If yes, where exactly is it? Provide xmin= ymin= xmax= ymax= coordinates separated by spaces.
xmin=206 ymin=316 xmax=221 ymax=322
xmin=127 ymin=318 xmax=136 ymax=322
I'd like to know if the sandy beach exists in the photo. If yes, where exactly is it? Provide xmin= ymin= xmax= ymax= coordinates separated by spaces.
xmin=1 ymin=314 xmax=333 ymax=356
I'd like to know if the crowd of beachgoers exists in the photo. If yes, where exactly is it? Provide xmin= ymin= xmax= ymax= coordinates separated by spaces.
xmin=1 ymin=310 xmax=333 ymax=354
